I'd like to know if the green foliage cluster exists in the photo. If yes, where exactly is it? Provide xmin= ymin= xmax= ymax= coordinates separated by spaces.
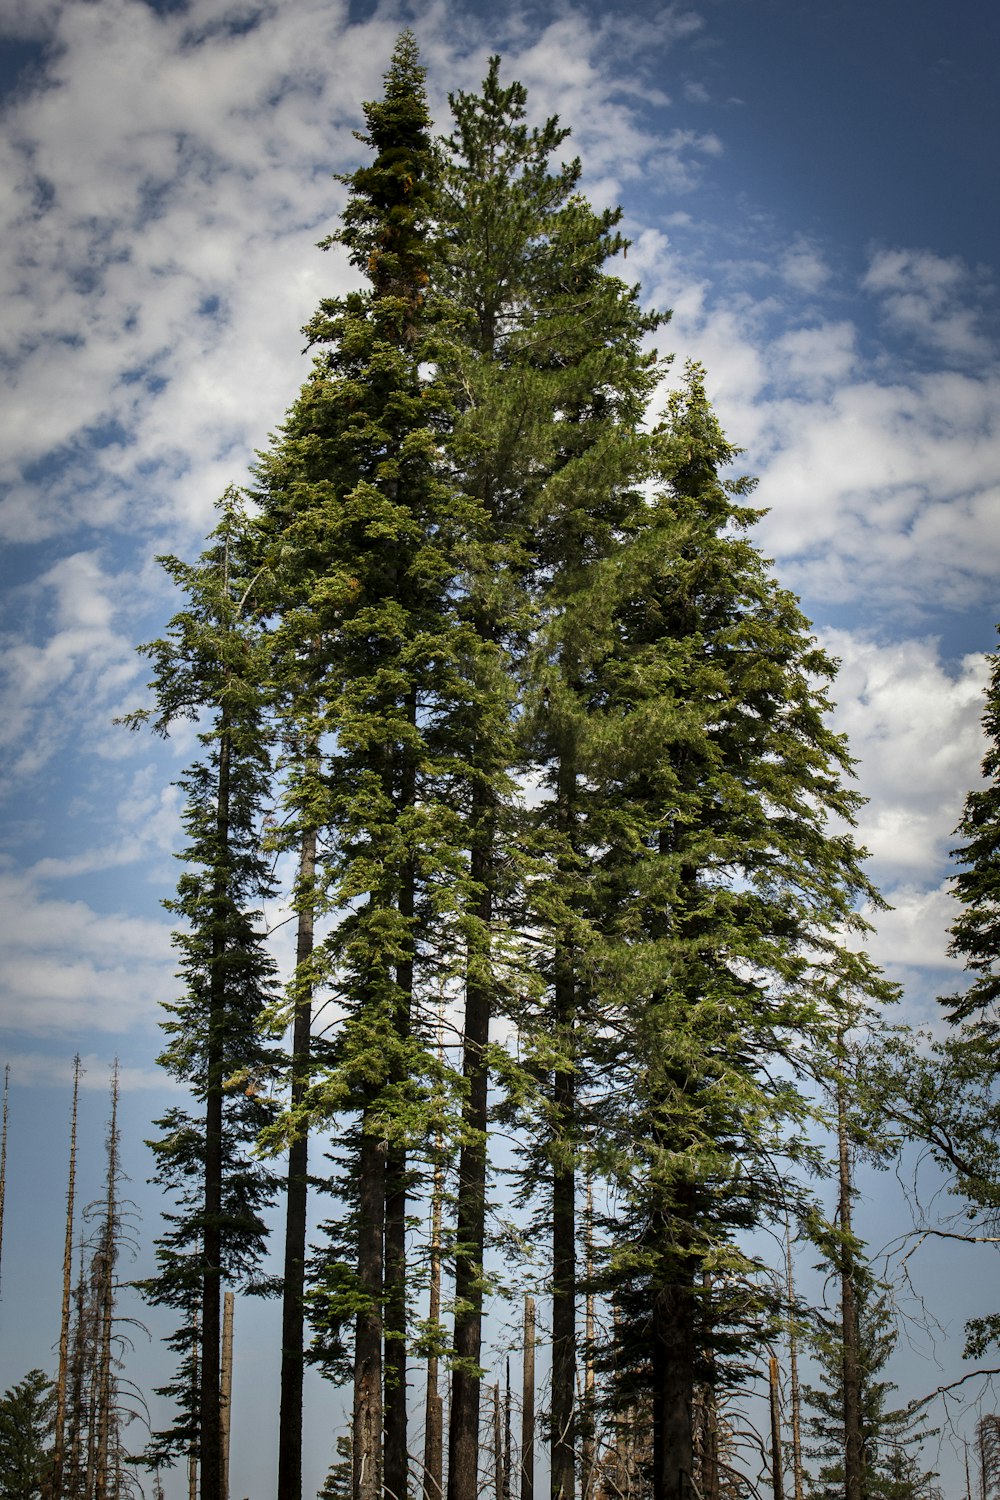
xmin=0 ymin=1371 xmax=54 ymax=1500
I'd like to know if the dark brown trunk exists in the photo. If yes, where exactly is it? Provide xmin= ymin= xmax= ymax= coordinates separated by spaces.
xmin=448 ymin=787 xmax=492 ymax=1500
xmin=277 ymin=818 xmax=317 ymax=1500
xmin=838 ymin=1068 xmax=864 ymax=1500
xmin=385 ymin=715 xmax=416 ymax=1500
xmin=354 ymin=1111 xmax=386 ymax=1500
xmin=521 ymin=1296 xmax=536 ymax=1500
xmin=201 ymin=722 xmax=230 ymax=1500
xmin=581 ymin=1176 xmax=595 ymax=1500
xmin=550 ymin=1136 xmax=575 ymax=1500
xmin=551 ymin=746 xmax=577 ymax=1500
xmin=651 ymin=1275 xmax=695 ymax=1500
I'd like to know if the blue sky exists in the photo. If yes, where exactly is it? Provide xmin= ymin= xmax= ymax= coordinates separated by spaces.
xmin=1 ymin=0 xmax=998 ymax=1493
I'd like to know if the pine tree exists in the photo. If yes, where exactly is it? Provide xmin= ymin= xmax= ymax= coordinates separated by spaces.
xmin=126 ymin=492 xmax=280 ymax=1498
xmin=252 ymin=35 xmax=464 ymax=1500
xmin=438 ymin=61 xmax=664 ymax=1498
xmin=0 ymin=1371 xmax=54 ymax=1500
xmin=581 ymin=365 xmax=892 ymax=1499
xmin=803 ymin=1280 xmax=939 ymax=1500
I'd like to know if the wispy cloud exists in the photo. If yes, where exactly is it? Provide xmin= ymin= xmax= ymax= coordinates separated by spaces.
xmin=0 ymin=864 xmax=173 ymax=1038
xmin=863 ymin=246 xmax=993 ymax=362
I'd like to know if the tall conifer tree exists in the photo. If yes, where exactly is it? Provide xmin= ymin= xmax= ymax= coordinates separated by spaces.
xmin=582 ymin=366 xmax=892 ymax=1499
xmin=253 ymin=36 xmax=465 ymax=1500
xmin=128 ymin=494 xmax=280 ymax=1500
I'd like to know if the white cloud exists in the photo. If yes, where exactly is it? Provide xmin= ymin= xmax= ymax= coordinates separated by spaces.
xmin=778 ymin=236 xmax=831 ymax=295
xmin=862 ymin=246 xmax=992 ymax=362
xmin=821 ymin=630 xmax=988 ymax=881
xmin=0 ymin=864 xmax=173 ymax=1038
xmin=0 ymin=550 xmax=145 ymax=787
xmin=861 ymin=881 xmax=961 ymax=975
xmin=1 ymin=1049 xmax=176 ymax=1092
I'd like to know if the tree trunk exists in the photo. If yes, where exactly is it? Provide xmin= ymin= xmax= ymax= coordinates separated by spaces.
xmin=448 ymin=788 xmax=493 ymax=1500
xmin=52 ymin=1057 xmax=80 ymax=1500
xmin=838 ymin=1067 xmax=865 ymax=1500
xmin=354 ymin=1110 xmax=386 ymax=1500
xmin=651 ymin=1274 xmax=694 ymax=1500
xmin=551 ymin=744 xmax=577 ymax=1500
xmin=521 ymin=1296 xmax=536 ymax=1500
xmin=581 ymin=1176 xmax=595 ymax=1500
xmin=785 ymin=1227 xmax=804 ymax=1500
xmin=220 ymin=1292 xmax=234 ymax=1500
xmin=95 ymin=1064 xmax=120 ymax=1500
xmin=189 ymin=1316 xmax=199 ymax=1500
xmin=201 ymin=721 xmax=231 ymax=1500
xmin=423 ymin=1056 xmax=445 ymax=1500
xmin=385 ymin=717 xmax=416 ymax=1500
xmin=698 ymin=1276 xmax=719 ymax=1500
xmin=768 ymin=1357 xmax=784 ymax=1500
xmin=277 ymin=819 xmax=317 ymax=1500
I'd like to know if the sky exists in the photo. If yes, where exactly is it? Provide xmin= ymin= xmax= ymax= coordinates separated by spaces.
xmin=0 ymin=0 xmax=998 ymax=1493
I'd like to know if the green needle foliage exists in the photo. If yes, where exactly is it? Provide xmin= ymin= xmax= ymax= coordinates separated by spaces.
xmin=567 ymin=365 xmax=895 ymax=1495
xmin=804 ymin=1281 xmax=940 ymax=1500
xmin=0 ymin=1371 xmax=54 ymax=1500
xmin=126 ymin=493 xmax=280 ymax=1486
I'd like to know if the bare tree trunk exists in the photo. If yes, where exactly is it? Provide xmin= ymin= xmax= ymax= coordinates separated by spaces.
xmin=581 ymin=1174 xmax=595 ymax=1500
xmin=52 ymin=1056 xmax=81 ymax=1500
xmin=698 ymin=1276 xmax=719 ymax=1500
xmin=494 ymin=1383 xmax=503 ymax=1500
xmin=189 ymin=1315 xmax=200 ymax=1500
xmin=521 ymin=1296 xmax=536 ymax=1500
xmin=220 ymin=1292 xmax=234 ymax=1500
xmin=551 ymin=750 xmax=577 ymax=1500
xmin=65 ymin=1247 xmax=89 ymax=1500
xmin=504 ymin=1363 xmax=512 ymax=1500
xmin=768 ymin=1357 xmax=784 ymax=1500
xmin=354 ymin=1112 xmax=386 ymax=1500
xmin=838 ymin=1065 xmax=864 ymax=1500
xmin=423 ymin=1041 xmax=445 ymax=1500
xmin=278 ymin=819 xmax=316 ymax=1500
xmin=95 ymin=1062 xmax=121 ymax=1500
xmin=785 ymin=1226 xmax=804 ymax=1500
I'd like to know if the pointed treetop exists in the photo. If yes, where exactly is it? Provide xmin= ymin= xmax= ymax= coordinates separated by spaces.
xmin=332 ymin=29 xmax=434 ymax=311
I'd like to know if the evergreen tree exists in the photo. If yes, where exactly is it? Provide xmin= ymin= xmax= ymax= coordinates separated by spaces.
xmin=803 ymin=1282 xmax=939 ymax=1500
xmin=580 ymin=365 xmax=892 ymax=1499
xmin=0 ymin=1371 xmax=54 ymax=1500
xmin=252 ymin=35 xmax=467 ymax=1500
xmin=893 ymin=635 xmax=1000 ymax=1366
xmin=438 ymin=61 xmax=663 ymax=1498
xmin=126 ymin=492 xmax=280 ymax=1499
